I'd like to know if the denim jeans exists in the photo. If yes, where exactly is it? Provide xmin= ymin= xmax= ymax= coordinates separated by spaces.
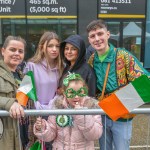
xmin=99 ymin=115 xmax=132 ymax=150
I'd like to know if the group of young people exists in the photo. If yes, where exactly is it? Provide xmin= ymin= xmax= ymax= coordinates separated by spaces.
xmin=0 ymin=19 xmax=150 ymax=150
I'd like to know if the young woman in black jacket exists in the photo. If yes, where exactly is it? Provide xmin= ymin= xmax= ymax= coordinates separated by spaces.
xmin=59 ymin=35 xmax=96 ymax=97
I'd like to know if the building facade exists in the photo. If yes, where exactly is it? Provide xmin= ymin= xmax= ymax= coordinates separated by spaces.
xmin=0 ymin=0 xmax=150 ymax=69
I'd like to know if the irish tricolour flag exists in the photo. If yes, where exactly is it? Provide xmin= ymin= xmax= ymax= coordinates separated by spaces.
xmin=99 ymin=75 xmax=150 ymax=121
xmin=16 ymin=71 xmax=37 ymax=106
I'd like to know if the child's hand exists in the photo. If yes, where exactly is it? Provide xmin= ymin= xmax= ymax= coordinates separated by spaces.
xmin=35 ymin=117 xmax=45 ymax=131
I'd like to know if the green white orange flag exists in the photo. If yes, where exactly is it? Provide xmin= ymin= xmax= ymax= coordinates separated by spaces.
xmin=16 ymin=71 xmax=37 ymax=106
xmin=99 ymin=75 xmax=150 ymax=121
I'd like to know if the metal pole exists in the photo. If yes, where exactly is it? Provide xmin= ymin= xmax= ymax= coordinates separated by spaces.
xmin=0 ymin=108 xmax=150 ymax=116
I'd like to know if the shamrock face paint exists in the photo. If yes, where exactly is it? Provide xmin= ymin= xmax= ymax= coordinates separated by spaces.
xmin=65 ymin=87 xmax=88 ymax=98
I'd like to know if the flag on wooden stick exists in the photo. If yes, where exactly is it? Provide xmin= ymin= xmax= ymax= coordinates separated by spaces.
xmin=16 ymin=71 xmax=37 ymax=106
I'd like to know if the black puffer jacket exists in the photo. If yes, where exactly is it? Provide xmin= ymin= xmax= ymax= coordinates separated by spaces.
xmin=59 ymin=35 xmax=96 ymax=97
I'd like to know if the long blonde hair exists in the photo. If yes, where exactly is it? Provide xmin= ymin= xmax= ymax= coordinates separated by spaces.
xmin=29 ymin=31 xmax=63 ymax=75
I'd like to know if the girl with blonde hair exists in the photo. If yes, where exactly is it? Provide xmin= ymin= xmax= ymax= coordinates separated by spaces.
xmin=23 ymin=31 xmax=64 ymax=149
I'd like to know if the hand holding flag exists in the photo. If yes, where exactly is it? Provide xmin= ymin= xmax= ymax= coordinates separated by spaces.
xmin=99 ymin=75 xmax=150 ymax=121
xmin=16 ymin=71 xmax=37 ymax=107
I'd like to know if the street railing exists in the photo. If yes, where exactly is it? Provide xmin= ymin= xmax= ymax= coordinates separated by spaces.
xmin=0 ymin=108 xmax=150 ymax=116
xmin=1 ymin=108 xmax=150 ymax=149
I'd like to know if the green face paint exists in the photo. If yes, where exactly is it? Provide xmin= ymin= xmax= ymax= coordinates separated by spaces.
xmin=64 ymin=87 xmax=88 ymax=98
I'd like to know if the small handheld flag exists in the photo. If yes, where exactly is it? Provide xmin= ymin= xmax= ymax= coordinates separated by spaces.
xmin=16 ymin=71 xmax=37 ymax=106
xmin=30 ymin=141 xmax=46 ymax=150
xmin=99 ymin=75 xmax=150 ymax=121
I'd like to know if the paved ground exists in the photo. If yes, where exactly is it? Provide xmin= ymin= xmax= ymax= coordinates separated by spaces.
xmin=130 ymin=114 xmax=150 ymax=150
xmin=130 ymin=104 xmax=150 ymax=150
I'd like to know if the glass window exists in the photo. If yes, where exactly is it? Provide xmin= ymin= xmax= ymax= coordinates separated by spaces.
xmin=0 ymin=0 xmax=77 ymax=59
xmin=107 ymin=22 xmax=120 ymax=47
xmin=1 ymin=19 xmax=26 ymax=39
xmin=106 ymin=20 xmax=143 ymax=61
xmin=144 ymin=0 xmax=150 ymax=69
xmin=123 ymin=21 xmax=142 ymax=60
xmin=0 ymin=18 xmax=77 ymax=59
